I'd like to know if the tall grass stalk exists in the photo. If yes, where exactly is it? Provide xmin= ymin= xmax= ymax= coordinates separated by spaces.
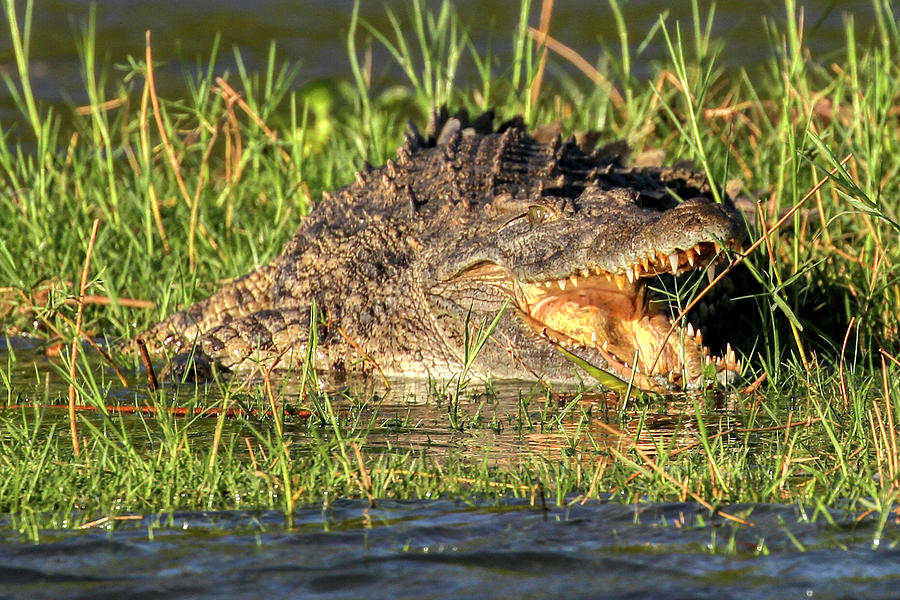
xmin=449 ymin=301 xmax=508 ymax=429
xmin=1 ymin=0 xmax=40 ymax=140
xmin=656 ymin=11 xmax=723 ymax=203
xmin=76 ymin=6 xmax=120 ymax=221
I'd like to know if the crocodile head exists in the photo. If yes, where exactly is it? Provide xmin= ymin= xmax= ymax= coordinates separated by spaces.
xmin=424 ymin=184 xmax=745 ymax=391
xmin=136 ymin=110 xmax=747 ymax=392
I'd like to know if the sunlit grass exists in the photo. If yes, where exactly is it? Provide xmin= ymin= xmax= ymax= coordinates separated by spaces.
xmin=1 ymin=0 xmax=900 ymax=544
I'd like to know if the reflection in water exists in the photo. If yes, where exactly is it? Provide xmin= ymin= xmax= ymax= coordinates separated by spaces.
xmin=292 ymin=374 xmax=745 ymax=469
xmin=0 ymin=336 xmax=744 ymax=470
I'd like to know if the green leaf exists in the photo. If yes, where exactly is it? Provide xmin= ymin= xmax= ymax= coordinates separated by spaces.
xmin=556 ymin=344 xmax=632 ymax=395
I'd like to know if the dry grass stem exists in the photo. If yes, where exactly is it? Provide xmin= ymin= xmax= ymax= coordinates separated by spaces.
xmin=215 ymin=77 xmax=292 ymax=164
xmin=839 ymin=317 xmax=856 ymax=407
xmin=526 ymin=27 xmax=625 ymax=108
xmin=352 ymin=443 xmax=375 ymax=507
xmin=67 ymin=218 xmax=100 ymax=457
xmin=594 ymin=421 xmax=752 ymax=526
xmin=135 ymin=339 xmax=158 ymax=391
xmin=528 ymin=0 xmax=554 ymax=109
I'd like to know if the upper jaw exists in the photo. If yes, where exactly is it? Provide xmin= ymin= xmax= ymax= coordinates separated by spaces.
xmin=513 ymin=239 xmax=736 ymax=293
xmin=505 ymin=196 xmax=747 ymax=287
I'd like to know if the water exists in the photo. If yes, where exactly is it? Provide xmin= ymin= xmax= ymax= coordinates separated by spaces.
xmin=1 ymin=336 xmax=899 ymax=598
xmin=0 ymin=337 xmax=739 ymax=462
xmin=3 ymin=499 xmax=900 ymax=599
xmin=0 ymin=1 xmax=890 ymax=119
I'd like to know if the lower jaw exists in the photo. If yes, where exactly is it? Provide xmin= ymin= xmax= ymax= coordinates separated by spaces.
xmin=537 ymin=327 xmax=703 ymax=390
xmin=526 ymin=305 xmax=704 ymax=375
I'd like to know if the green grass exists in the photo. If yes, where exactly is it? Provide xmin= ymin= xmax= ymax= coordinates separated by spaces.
xmin=2 ymin=0 xmax=900 ymax=543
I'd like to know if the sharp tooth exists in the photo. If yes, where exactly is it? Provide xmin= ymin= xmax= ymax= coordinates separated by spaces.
xmin=614 ymin=274 xmax=626 ymax=290
xmin=605 ymin=273 xmax=612 ymax=282
xmin=591 ymin=331 xmax=598 ymax=344
xmin=686 ymin=249 xmax=696 ymax=267
xmin=602 ymin=340 xmax=609 ymax=351
xmin=668 ymin=253 xmax=679 ymax=275
xmin=558 ymin=279 xmax=566 ymax=291
xmin=595 ymin=267 xmax=604 ymax=276
xmin=706 ymin=265 xmax=716 ymax=285
xmin=625 ymin=268 xmax=634 ymax=283
xmin=581 ymin=268 xmax=590 ymax=278
xmin=686 ymin=322 xmax=695 ymax=338
xmin=570 ymin=276 xmax=579 ymax=288
xmin=642 ymin=257 xmax=650 ymax=271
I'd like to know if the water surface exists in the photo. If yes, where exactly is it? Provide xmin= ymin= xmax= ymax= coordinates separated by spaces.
xmin=3 ymin=499 xmax=900 ymax=599
xmin=0 ymin=1 xmax=888 ymax=121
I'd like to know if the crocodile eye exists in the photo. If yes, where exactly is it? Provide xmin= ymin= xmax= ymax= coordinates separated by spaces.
xmin=527 ymin=205 xmax=552 ymax=224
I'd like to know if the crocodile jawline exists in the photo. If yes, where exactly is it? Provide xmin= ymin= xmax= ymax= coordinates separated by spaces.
xmin=453 ymin=240 xmax=739 ymax=386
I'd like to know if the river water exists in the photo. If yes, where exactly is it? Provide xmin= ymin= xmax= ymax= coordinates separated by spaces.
xmin=0 ymin=1 xmax=889 ymax=114
xmin=4 ymin=499 xmax=900 ymax=599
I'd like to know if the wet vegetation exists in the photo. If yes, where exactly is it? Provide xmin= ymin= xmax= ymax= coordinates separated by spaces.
xmin=2 ymin=0 xmax=900 ymax=546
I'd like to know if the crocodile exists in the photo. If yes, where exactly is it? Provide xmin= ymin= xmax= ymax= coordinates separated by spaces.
xmin=137 ymin=110 xmax=746 ymax=391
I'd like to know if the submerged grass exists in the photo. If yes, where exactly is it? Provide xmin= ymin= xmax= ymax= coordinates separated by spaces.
xmin=1 ymin=0 xmax=900 ymax=543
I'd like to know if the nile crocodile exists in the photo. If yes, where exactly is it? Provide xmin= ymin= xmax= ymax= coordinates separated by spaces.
xmin=137 ymin=110 xmax=745 ymax=391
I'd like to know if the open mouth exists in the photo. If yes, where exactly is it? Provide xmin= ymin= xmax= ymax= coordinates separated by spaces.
xmin=456 ymin=240 xmax=742 ymax=389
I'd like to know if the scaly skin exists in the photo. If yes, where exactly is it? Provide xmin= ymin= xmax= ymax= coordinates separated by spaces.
xmin=137 ymin=111 xmax=745 ymax=390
